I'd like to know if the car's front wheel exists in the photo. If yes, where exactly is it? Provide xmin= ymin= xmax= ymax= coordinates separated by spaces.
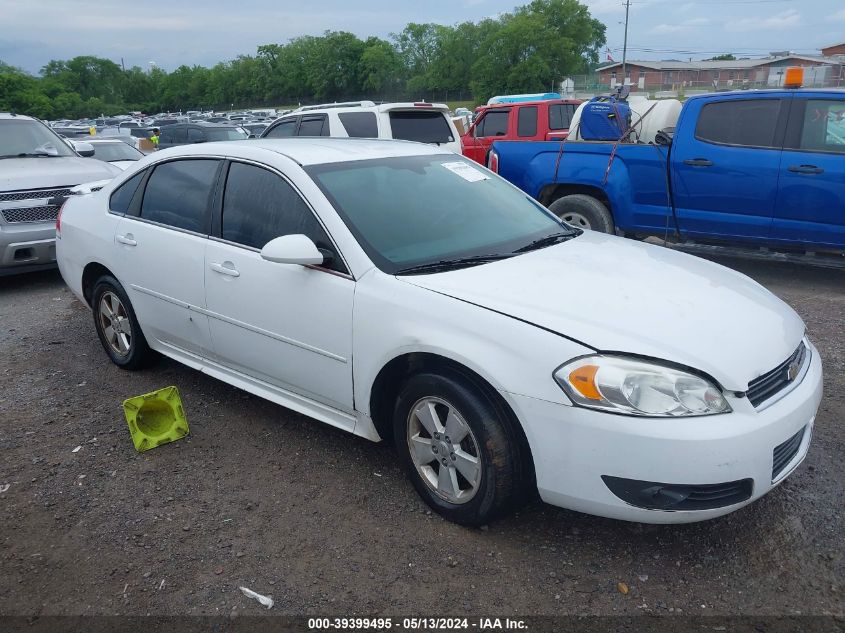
xmin=393 ymin=372 xmax=524 ymax=526
xmin=92 ymin=275 xmax=153 ymax=370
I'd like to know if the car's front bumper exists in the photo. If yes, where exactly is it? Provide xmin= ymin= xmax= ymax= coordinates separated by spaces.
xmin=505 ymin=342 xmax=823 ymax=523
xmin=0 ymin=222 xmax=57 ymax=275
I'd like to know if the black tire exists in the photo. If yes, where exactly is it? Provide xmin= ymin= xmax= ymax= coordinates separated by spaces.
xmin=91 ymin=275 xmax=153 ymax=370
xmin=548 ymin=194 xmax=615 ymax=233
xmin=393 ymin=371 xmax=524 ymax=526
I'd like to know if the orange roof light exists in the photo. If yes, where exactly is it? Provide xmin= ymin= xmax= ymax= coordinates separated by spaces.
xmin=784 ymin=67 xmax=804 ymax=88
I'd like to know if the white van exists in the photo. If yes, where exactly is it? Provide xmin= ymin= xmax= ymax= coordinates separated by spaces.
xmin=260 ymin=101 xmax=461 ymax=154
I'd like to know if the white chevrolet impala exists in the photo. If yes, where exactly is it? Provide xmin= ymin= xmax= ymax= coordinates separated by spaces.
xmin=56 ymin=139 xmax=823 ymax=526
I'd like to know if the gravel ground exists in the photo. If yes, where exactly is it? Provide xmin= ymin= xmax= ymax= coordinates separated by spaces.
xmin=0 ymin=255 xmax=842 ymax=619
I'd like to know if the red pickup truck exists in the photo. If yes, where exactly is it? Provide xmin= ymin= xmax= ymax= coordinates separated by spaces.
xmin=461 ymin=99 xmax=582 ymax=165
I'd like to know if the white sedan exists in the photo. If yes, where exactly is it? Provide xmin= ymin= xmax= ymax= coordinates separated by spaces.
xmin=56 ymin=139 xmax=823 ymax=526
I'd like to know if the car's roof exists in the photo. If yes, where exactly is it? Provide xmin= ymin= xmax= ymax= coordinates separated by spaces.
xmin=155 ymin=137 xmax=450 ymax=166
xmin=0 ymin=113 xmax=38 ymax=121
xmin=76 ymin=138 xmax=126 ymax=144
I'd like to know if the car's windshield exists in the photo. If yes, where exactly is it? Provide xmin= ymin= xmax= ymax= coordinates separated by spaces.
xmin=306 ymin=155 xmax=577 ymax=274
xmin=89 ymin=142 xmax=143 ymax=162
xmin=205 ymin=128 xmax=249 ymax=141
xmin=0 ymin=119 xmax=76 ymax=158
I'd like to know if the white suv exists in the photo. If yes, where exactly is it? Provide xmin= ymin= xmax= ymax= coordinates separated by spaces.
xmin=260 ymin=101 xmax=461 ymax=154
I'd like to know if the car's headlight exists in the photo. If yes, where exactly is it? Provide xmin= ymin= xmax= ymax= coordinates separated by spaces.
xmin=554 ymin=356 xmax=731 ymax=417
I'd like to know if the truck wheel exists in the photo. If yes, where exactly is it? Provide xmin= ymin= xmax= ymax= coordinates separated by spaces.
xmin=548 ymin=194 xmax=614 ymax=233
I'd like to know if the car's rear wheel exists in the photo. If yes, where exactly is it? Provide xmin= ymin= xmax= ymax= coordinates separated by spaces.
xmin=92 ymin=276 xmax=153 ymax=370
xmin=393 ymin=372 xmax=522 ymax=526
xmin=549 ymin=194 xmax=614 ymax=233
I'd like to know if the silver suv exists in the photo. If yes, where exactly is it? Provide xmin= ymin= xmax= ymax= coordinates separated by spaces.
xmin=1 ymin=113 xmax=121 ymax=275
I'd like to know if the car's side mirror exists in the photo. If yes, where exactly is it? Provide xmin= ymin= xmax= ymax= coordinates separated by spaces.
xmin=260 ymin=234 xmax=324 ymax=266
xmin=75 ymin=142 xmax=95 ymax=157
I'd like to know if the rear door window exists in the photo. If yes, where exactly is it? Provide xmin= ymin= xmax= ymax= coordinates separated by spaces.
xmin=517 ymin=106 xmax=538 ymax=137
xmin=695 ymin=99 xmax=783 ymax=148
xmin=549 ymin=104 xmax=575 ymax=130
xmin=187 ymin=128 xmax=205 ymax=143
xmin=264 ymin=118 xmax=297 ymax=138
xmin=388 ymin=111 xmax=454 ymax=144
xmin=338 ymin=112 xmax=378 ymax=138
xmin=298 ymin=115 xmax=329 ymax=137
xmin=475 ymin=110 xmax=509 ymax=138
xmin=793 ymin=99 xmax=845 ymax=154
xmin=139 ymin=159 xmax=219 ymax=233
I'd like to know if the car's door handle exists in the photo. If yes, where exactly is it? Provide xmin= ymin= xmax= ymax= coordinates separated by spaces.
xmin=209 ymin=262 xmax=240 ymax=277
xmin=115 ymin=234 xmax=137 ymax=246
xmin=683 ymin=158 xmax=713 ymax=167
xmin=788 ymin=164 xmax=824 ymax=175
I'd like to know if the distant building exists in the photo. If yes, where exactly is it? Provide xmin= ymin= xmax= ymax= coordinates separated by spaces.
xmin=597 ymin=54 xmax=843 ymax=91
xmin=821 ymin=42 xmax=845 ymax=56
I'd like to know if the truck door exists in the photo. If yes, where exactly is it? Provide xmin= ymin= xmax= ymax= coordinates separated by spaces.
xmin=670 ymin=94 xmax=789 ymax=241
xmin=463 ymin=108 xmax=511 ymax=165
xmin=773 ymin=96 xmax=845 ymax=248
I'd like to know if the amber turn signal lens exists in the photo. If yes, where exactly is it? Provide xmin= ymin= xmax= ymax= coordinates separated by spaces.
xmin=568 ymin=364 xmax=602 ymax=400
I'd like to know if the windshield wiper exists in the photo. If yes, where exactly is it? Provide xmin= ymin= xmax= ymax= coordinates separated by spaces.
xmin=0 ymin=152 xmax=58 ymax=159
xmin=513 ymin=230 xmax=581 ymax=253
xmin=396 ymin=253 xmax=514 ymax=275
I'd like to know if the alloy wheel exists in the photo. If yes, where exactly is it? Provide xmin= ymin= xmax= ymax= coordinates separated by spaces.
xmin=406 ymin=397 xmax=482 ymax=504
xmin=98 ymin=291 xmax=132 ymax=356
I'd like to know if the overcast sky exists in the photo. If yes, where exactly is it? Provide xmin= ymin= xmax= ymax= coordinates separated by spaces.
xmin=0 ymin=0 xmax=840 ymax=74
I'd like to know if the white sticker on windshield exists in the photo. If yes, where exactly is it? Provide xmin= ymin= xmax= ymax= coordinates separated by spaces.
xmin=441 ymin=161 xmax=489 ymax=182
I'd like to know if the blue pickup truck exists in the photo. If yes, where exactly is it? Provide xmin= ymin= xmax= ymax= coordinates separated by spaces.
xmin=489 ymin=89 xmax=845 ymax=251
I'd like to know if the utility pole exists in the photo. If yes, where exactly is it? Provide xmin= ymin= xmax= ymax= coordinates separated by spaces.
xmin=622 ymin=0 xmax=630 ymax=83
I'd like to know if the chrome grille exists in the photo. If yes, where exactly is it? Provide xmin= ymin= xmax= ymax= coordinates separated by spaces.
xmin=747 ymin=342 xmax=807 ymax=408
xmin=1 ymin=205 xmax=61 ymax=223
xmin=0 ymin=187 xmax=72 ymax=202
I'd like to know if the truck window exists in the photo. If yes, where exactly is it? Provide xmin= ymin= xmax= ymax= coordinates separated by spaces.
xmin=695 ymin=99 xmax=782 ymax=149
xmin=517 ymin=106 xmax=538 ymax=137
xmin=795 ymin=100 xmax=845 ymax=154
xmin=476 ymin=110 xmax=509 ymax=138
xmin=549 ymin=104 xmax=574 ymax=130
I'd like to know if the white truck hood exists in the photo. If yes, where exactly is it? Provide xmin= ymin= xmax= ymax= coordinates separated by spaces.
xmin=400 ymin=231 xmax=804 ymax=390
xmin=0 ymin=156 xmax=120 ymax=192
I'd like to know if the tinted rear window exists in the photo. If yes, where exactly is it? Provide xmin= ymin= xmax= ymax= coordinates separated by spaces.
xmin=339 ymin=112 xmax=378 ymax=138
xmin=205 ymin=128 xmax=248 ymax=141
xmin=388 ymin=111 xmax=453 ymax=144
xmin=549 ymin=104 xmax=575 ymax=130
xmin=298 ymin=116 xmax=328 ymax=136
xmin=264 ymin=119 xmax=297 ymax=138
xmin=140 ymin=159 xmax=219 ymax=233
xmin=517 ymin=106 xmax=538 ymax=137
xmin=695 ymin=99 xmax=782 ymax=148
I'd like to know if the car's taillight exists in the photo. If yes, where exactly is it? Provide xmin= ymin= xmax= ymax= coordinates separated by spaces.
xmin=487 ymin=150 xmax=499 ymax=173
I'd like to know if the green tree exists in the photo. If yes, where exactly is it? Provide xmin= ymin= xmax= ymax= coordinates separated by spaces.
xmin=706 ymin=54 xmax=736 ymax=61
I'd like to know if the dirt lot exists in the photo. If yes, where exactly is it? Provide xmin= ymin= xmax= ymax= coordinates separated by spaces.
xmin=0 ymin=255 xmax=842 ymax=619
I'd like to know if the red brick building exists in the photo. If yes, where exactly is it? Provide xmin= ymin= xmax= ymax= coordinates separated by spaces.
xmin=597 ymin=55 xmax=841 ymax=91
xmin=821 ymin=42 xmax=845 ymax=56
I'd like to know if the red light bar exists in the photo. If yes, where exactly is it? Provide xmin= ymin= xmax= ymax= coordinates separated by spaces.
xmin=413 ymin=102 xmax=433 ymax=107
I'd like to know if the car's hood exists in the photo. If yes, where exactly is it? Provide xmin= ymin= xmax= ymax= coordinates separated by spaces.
xmin=0 ymin=157 xmax=121 ymax=192
xmin=400 ymin=232 xmax=804 ymax=390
